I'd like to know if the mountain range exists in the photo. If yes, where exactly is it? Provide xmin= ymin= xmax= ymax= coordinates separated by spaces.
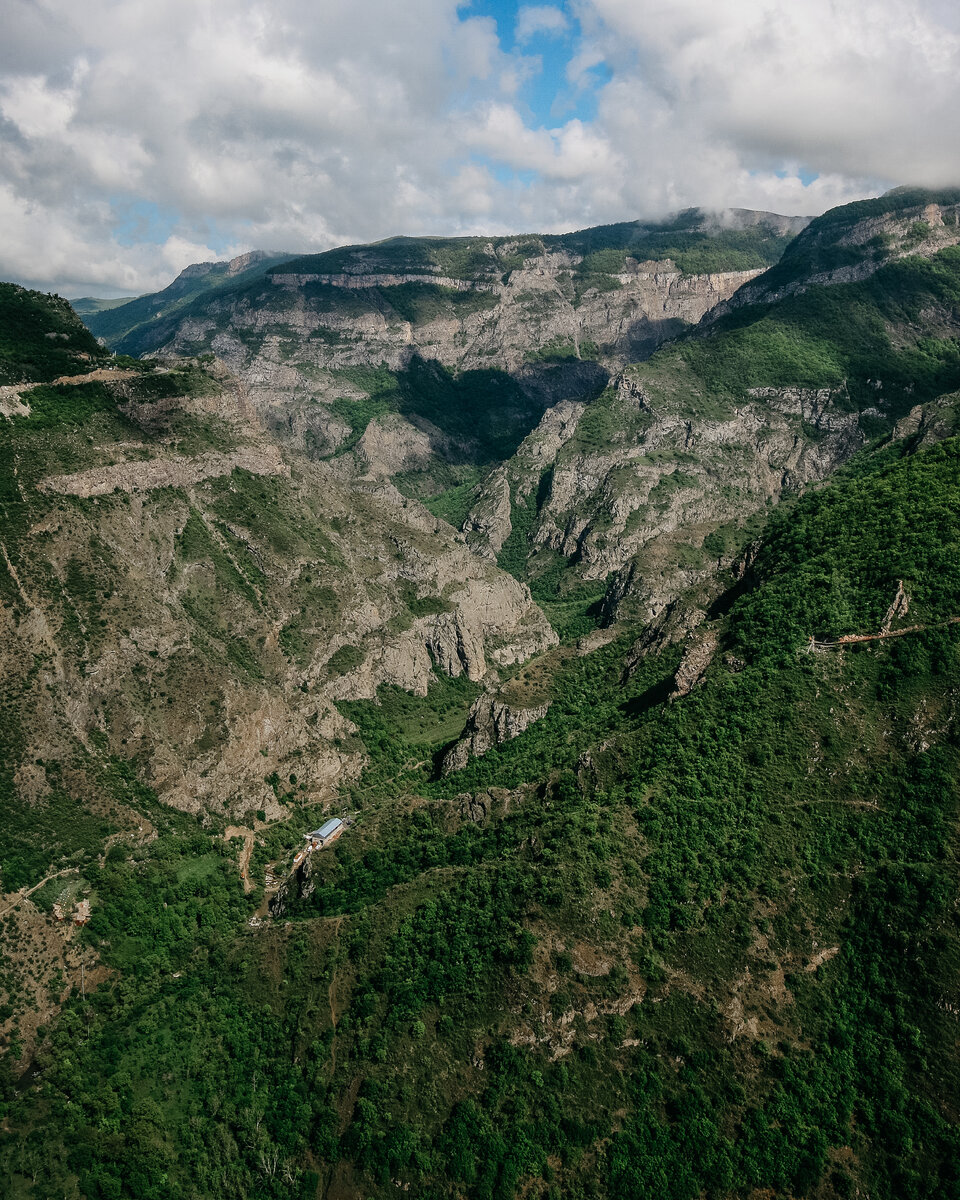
xmin=1 ymin=186 xmax=960 ymax=1199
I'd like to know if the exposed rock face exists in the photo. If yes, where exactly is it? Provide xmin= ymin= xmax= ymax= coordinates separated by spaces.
xmin=354 ymin=412 xmax=450 ymax=478
xmin=708 ymin=197 xmax=960 ymax=321
xmin=462 ymin=467 xmax=513 ymax=556
xmin=881 ymin=581 xmax=910 ymax=633
xmin=126 ymin=240 xmax=781 ymax=469
xmin=623 ymin=600 xmax=711 ymax=677
xmin=325 ymin=564 xmax=557 ymax=702
xmin=39 ymin=444 xmax=288 ymax=498
xmin=441 ymin=691 xmax=551 ymax=774
xmin=465 ymin=368 xmax=876 ymax=624
xmin=891 ymin=391 xmax=960 ymax=449
xmin=0 ymin=385 xmax=31 ymax=417
xmin=670 ymin=628 xmax=720 ymax=698
xmin=464 ymin=398 xmax=590 ymax=556
xmin=164 ymin=257 xmax=764 ymax=386
xmin=0 ymin=359 xmax=558 ymax=819
xmin=270 ymin=850 xmax=317 ymax=917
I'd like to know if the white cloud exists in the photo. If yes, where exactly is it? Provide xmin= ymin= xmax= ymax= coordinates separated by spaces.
xmin=515 ymin=6 xmax=570 ymax=43
xmin=0 ymin=0 xmax=957 ymax=295
xmin=581 ymin=0 xmax=960 ymax=190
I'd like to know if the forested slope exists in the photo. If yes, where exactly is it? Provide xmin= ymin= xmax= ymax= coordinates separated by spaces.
xmin=2 ymin=191 xmax=960 ymax=1200
xmin=4 ymin=409 xmax=960 ymax=1200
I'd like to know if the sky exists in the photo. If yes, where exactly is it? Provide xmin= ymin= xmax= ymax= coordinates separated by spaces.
xmin=1 ymin=0 xmax=959 ymax=297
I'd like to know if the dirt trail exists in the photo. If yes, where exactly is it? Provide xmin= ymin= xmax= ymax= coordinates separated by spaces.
xmin=224 ymin=826 xmax=255 ymax=893
xmin=807 ymin=615 xmax=960 ymax=651
xmin=0 ymin=867 xmax=79 ymax=918
xmin=52 ymin=368 xmax=144 ymax=385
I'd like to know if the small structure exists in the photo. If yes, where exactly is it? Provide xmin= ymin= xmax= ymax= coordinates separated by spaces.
xmin=292 ymin=817 xmax=346 ymax=870
xmin=73 ymin=899 xmax=91 ymax=926
xmin=304 ymin=817 xmax=344 ymax=850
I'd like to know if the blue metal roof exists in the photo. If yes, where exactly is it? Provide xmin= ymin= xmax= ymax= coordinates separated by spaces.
xmin=311 ymin=817 xmax=343 ymax=839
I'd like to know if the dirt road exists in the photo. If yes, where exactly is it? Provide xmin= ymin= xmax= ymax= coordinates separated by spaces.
xmin=224 ymin=826 xmax=255 ymax=894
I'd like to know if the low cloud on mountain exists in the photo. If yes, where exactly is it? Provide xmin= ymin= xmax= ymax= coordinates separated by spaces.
xmin=1 ymin=0 xmax=957 ymax=294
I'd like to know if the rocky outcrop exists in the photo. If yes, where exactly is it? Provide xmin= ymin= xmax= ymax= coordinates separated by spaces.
xmin=39 ymin=444 xmax=288 ymax=497
xmin=670 ymin=628 xmax=720 ymax=698
xmin=271 ymin=271 xmax=495 ymax=291
xmin=462 ymin=468 xmax=513 ymax=553
xmin=0 ymin=347 xmax=565 ymax=821
xmin=464 ymin=398 xmax=590 ymax=553
xmin=325 ymin=563 xmax=557 ymax=701
xmin=164 ymin=257 xmax=767 ymax=393
xmin=465 ymin=370 xmax=875 ymax=624
xmin=0 ymin=384 xmax=30 ymax=417
xmin=355 ymin=412 xmax=455 ymax=478
xmin=441 ymin=690 xmax=551 ymax=774
xmin=270 ymin=850 xmax=317 ymax=917
xmin=708 ymin=196 xmax=960 ymax=321
xmin=891 ymin=392 xmax=960 ymax=449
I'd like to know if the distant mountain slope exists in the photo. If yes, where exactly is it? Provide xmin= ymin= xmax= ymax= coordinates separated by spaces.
xmin=76 ymin=208 xmax=806 ymax=535
xmin=70 ymin=296 xmax=133 ymax=317
xmin=81 ymin=250 xmax=292 ymax=351
xmin=706 ymin=185 xmax=960 ymax=317
xmin=455 ymin=189 xmax=960 ymax=629
xmin=4 ymin=195 xmax=960 ymax=1200
xmin=274 ymin=207 xmax=807 ymax=284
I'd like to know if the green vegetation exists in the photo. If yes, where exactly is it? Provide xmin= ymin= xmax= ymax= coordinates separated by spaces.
xmin=0 ymin=788 xmax=114 ymax=893
xmin=745 ymin=186 xmax=960 ymax=297
xmin=554 ymin=219 xmax=798 ymax=277
xmin=274 ymin=234 xmax=508 ymax=281
xmin=264 ymin=214 xmax=796 ymax=292
xmin=399 ymin=463 xmax=485 ymax=527
xmin=337 ymin=670 xmax=483 ymax=793
xmin=17 ymin=381 xmax=116 ymax=428
xmin=379 ymin=283 xmax=499 ymax=325
xmin=680 ymin=244 xmax=960 ymax=410
xmin=326 ymin=644 xmax=365 ymax=677
xmin=5 ymin=201 xmax=960 ymax=1200
xmin=327 ymin=366 xmax=399 ymax=451
xmin=69 ymin=296 xmax=133 ymax=317
xmin=395 ymin=356 xmax=569 ymax=464
xmin=526 ymin=336 xmax=579 ymax=363
xmin=0 ymin=283 xmax=106 ymax=383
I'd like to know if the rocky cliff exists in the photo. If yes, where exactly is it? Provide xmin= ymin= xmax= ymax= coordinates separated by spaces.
xmin=79 ymin=211 xmax=804 ymax=476
xmin=440 ymin=690 xmax=551 ymax=774
xmin=707 ymin=188 xmax=960 ymax=319
xmin=0 ymin=323 xmax=555 ymax=823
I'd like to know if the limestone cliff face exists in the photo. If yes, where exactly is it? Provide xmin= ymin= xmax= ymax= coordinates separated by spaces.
xmin=133 ymin=245 xmax=775 ymax=467
xmin=465 ymin=367 xmax=879 ymax=624
xmin=0 ymin=363 xmax=556 ymax=820
xmin=440 ymin=690 xmax=551 ymax=774
xmin=463 ymin=399 xmax=592 ymax=557
xmin=708 ymin=196 xmax=960 ymax=321
xmin=165 ymin=255 xmax=761 ymax=383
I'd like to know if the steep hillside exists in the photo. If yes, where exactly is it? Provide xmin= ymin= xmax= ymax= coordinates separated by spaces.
xmin=3 ymin=191 xmax=960 ymax=1200
xmin=73 ymin=212 xmax=802 ymax=502
xmin=4 ymin=393 xmax=960 ymax=1200
xmin=707 ymin=186 xmax=960 ymax=316
xmin=0 ymin=285 xmax=558 ymax=1070
xmin=82 ymin=250 xmax=292 ymax=350
xmin=70 ymin=297 xmax=131 ymax=318
xmin=464 ymin=191 xmax=960 ymax=626
xmin=0 ymin=282 xmax=109 ymax=385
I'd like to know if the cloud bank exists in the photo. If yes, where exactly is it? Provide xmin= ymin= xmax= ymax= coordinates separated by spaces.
xmin=0 ymin=0 xmax=957 ymax=295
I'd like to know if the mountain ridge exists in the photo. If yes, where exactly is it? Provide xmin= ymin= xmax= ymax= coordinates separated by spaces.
xmin=2 ymin=186 xmax=960 ymax=1200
